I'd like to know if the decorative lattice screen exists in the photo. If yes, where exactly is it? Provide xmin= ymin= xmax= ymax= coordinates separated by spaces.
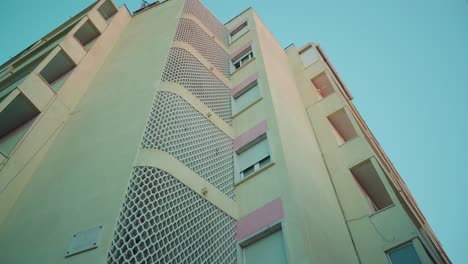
xmin=174 ymin=18 xmax=230 ymax=77
xmin=183 ymin=0 xmax=229 ymax=45
xmin=107 ymin=167 xmax=237 ymax=264
xmin=141 ymin=91 xmax=235 ymax=198
xmin=161 ymin=48 xmax=232 ymax=124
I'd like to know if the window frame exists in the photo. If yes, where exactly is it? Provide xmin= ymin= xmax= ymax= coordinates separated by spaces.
xmin=237 ymin=221 xmax=290 ymax=264
xmin=232 ymin=49 xmax=254 ymax=71
xmin=386 ymin=241 xmax=424 ymax=264
xmin=234 ymin=132 xmax=273 ymax=184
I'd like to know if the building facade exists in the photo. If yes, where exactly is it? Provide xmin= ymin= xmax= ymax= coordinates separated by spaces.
xmin=0 ymin=0 xmax=450 ymax=263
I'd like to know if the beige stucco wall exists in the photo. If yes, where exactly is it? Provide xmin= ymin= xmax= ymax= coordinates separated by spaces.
xmin=285 ymin=43 xmax=441 ymax=263
xmin=227 ymin=10 xmax=360 ymax=264
xmin=0 ymin=1 xmax=184 ymax=263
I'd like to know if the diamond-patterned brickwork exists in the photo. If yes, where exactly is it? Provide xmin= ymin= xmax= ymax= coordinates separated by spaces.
xmin=183 ymin=0 xmax=229 ymax=45
xmin=141 ymin=91 xmax=235 ymax=198
xmin=174 ymin=18 xmax=230 ymax=77
xmin=107 ymin=167 xmax=237 ymax=264
xmin=162 ymin=48 xmax=232 ymax=124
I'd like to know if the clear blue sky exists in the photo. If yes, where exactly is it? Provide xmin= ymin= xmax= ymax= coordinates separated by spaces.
xmin=1 ymin=0 xmax=467 ymax=262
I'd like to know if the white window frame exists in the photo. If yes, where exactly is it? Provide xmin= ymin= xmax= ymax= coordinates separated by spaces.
xmin=232 ymin=49 xmax=254 ymax=71
xmin=237 ymin=221 xmax=290 ymax=264
xmin=235 ymin=132 xmax=273 ymax=183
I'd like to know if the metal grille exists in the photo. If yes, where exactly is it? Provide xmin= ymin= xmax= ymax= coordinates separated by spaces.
xmin=141 ymin=91 xmax=235 ymax=198
xmin=162 ymin=48 xmax=232 ymax=125
xmin=174 ymin=18 xmax=230 ymax=77
xmin=107 ymin=167 xmax=237 ymax=264
xmin=183 ymin=0 xmax=229 ymax=45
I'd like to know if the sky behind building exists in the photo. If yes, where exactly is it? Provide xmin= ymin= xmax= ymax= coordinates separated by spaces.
xmin=1 ymin=0 xmax=467 ymax=262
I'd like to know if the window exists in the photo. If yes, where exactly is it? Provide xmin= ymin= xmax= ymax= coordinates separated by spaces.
xmin=98 ymin=0 xmax=118 ymax=22
xmin=237 ymin=134 xmax=271 ymax=179
xmin=242 ymin=229 xmax=288 ymax=264
xmin=39 ymin=50 xmax=76 ymax=91
xmin=74 ymin=20 xmax=100 ymax=51
xmin=230 ymin=22 xmax=248 ymax=43
xmin=311 ymin=73 xmax=334 ymax=99
xmin=387 ymin=243 xmax=422 ymax=264
xmin=299 ymin=46 xmax=319 ymax=67
xmin=232 ymin=81 xmax=260 ymax=115
xmin=350 ymin=159 xmax=393 ymax=212
xmin=0 ymin=94 xmax=39 ymax=156
xmin=233 ymin=49 xmax=254 ymax=70
xmin=327 ymin=109 xmax=358 ymax=145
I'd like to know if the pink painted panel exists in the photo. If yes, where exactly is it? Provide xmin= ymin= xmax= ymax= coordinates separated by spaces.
xmin=230 ymin=40 xmax=253 ymax=60
xmin=236 ymin=198 xmax=284 ymax=241
xmin=231 ymin=72 xmax=259 ymax=96
xmin=233 ymin=120 xmax=268 ymax=152
xmin=228 ymin=17 xmax=249 ymax=35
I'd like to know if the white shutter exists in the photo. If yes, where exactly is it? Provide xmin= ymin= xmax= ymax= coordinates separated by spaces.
xmin=233 ymin=84 xmax=260 ymax=115
xmin=238 ymin=138 xmax=270 ymax=172
xmin=244 ymin=230 xmax=287 ymax=264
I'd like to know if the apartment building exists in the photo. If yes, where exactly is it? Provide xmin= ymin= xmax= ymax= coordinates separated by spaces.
xmin=0 ymin=0 xmax=450 ymax=263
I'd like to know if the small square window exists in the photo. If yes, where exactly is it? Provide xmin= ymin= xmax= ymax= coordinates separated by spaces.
xmin=230 ymin=22 xmax=248 ymax=43
xmin=327 ymin=109 xmax=358 ymax=145
xmin=387 ymin=242 xmax=422 ymax=264
xmin=299 ymin=46 xmax=319 ymax=67
xmin=311 ymin=73 xmax=334 ymax=99
xmin=39 ymin=50 xmax=76 ymax=91
xmin=74 ymin=20 xmax=100 ymax=51
xmin=232 ymin=49 xmax=254 ymax=70
xmin=350 ymin=159 xmax=393 ymax=212
xmin=98 ymin=0 xmax=118 ymax=22
xmin=237 ymin=134 xmax=271 ymax=180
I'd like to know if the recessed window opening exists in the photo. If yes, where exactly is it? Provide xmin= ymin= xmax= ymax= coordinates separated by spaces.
xmin=237 ymin=133 xmax=271 ymax=179
xmin=299 ymin=46 xmax=319 ymax=67
xmin=350 ymin=160 xmax=393 ymax=212
xmin=233 ymin=49 xmax=254 ymax=70
xmin=39 ymin=51 xmax=76 ymax=91
xmin=230 ymin=22 xmax=248 ymax=43
xmin=241 ymin=226 xmax=288 ymax=264
xmin=327 ymin=109 xmax=358 ymax=145
xmin=311 ymin=73 xmax=334 ymax=99
xmin=232 ymin=81 xmax=260 ymax=115
xmin=387 ymin=242 xmax=422 ymax=264
xmin=0 ymin=94 xmax=39 ymax=156
xmin=98 ymin=0 xmax=118 ymax=22
xmin=74 ymin=20 xmax=100 ymax=51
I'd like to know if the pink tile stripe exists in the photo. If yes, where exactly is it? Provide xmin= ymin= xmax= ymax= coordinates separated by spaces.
xmin=231 ymin=72 xmax=259 ymax=96
xmin=230 ymin=40 xmax=253 ymax=60
xmin=236 ymin=198 xmax=284 ymax=241
xmin=233 ymin=120 xmax=268 ymax=152
xmin=228 ymin=17 xmax=249 ymax=35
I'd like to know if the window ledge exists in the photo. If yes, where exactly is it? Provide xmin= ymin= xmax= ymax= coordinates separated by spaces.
xmin=234 ymin=161 xmax=275 ymax=186
xmin=229 ymin=29 xmax=251 ymax=46
xmin=232 ymin=97 xmax=262 ymax=119
xmin=337 ymin=135 xmax=360 ymax=147
xmin=370 ymin=204 xmax=395 ymax=217
xmin=230 ymin=57 xmax=256 ymax=76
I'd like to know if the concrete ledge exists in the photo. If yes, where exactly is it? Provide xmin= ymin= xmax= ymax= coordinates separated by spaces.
xmin=159 ymin=82 xmax=234 ymax=139
xmin=135 ymin=149 xmax=238 ymax=219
